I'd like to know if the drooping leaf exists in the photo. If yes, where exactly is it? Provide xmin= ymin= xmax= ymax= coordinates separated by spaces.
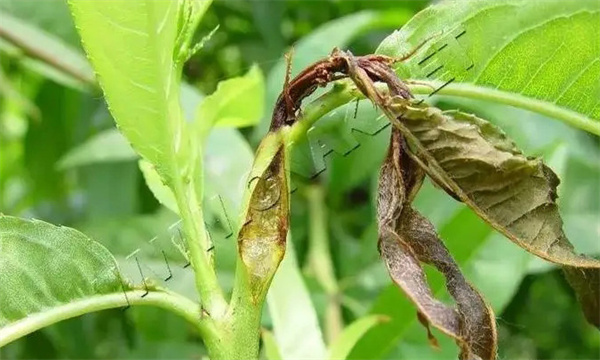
xmin=377 ymin=0 xmax=600 ymax=135
xmin=388 ymin=103 xmax=600 ymax=269
xmin=68 ymin=0 xmax=189 ymax=185
xmin=376 ymin=129 xmax=497 ymax=360
xmin=195 ymin=65 xmax=265 ymax=135
xmin=564 ymin=267 xmax=600 ymax=328
xmin=0 ymin=215 xmax=129 ymax=345
xmin=382 ymin=99 xmax=600 ymax=327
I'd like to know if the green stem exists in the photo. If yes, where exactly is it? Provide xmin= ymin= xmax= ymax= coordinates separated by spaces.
xmin=0 ymin=290 xmax=214 ymax=348
xmin=409 ymin=81 xmax=600 ymax=136
xmin=289 ymin=79 xmax=600 ymax=141
xmin=172 ymin=175 xmax=226 ymax=316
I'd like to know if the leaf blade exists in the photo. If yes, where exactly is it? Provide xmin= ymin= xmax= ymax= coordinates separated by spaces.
xmin=0 ymin=216 xmax=126 ymax=344
xmin=377 ymin=0 xmax=600 ymax=134
xmin=327 ymin=315 xmax=388 ymax=360
xmin=68 ymin=0 xmax=187 ymax=183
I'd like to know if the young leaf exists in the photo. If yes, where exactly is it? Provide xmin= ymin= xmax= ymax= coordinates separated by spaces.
xmin=69 ymin=0 xmax=223 ymax=308
xmin=68 ymin=0 xmax=189 ymax=185
xmin=377 ymin=0 xmax=600 ymax=135
xmin=195 ymin=65 xmax=265 ymax=136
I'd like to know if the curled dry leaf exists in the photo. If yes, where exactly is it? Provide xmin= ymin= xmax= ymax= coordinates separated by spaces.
xmin=339 ymin=50 xmax=599 ymax=328
xmin=387 ymin=104 xmax=599 ymax=269
xmin=385 ymin=102 xmax=600 ymax=328
xmin=238 ymin=145 xmax=289 ymax=303
xmin=564 ymin=266 xmax=600 ymax=328
xmin=378 ymin=128 xmax=497 ymax=360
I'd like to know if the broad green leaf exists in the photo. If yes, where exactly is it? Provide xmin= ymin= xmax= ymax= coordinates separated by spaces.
xmin=377 ymin=0 xmax=600 ymax=135
xmin=328 ymin=315 xmax=387 ymax=360
xmin=68 ymin=0 xmax=189 ymax=185
xmin=267 ymin=238 xmax=327 ymax=360
xmin=195 ymin=65 xmax=264 ymax=135
xmin=139 ymin=159 xmax=178 ymax=214
xmin=57 ymin=129 xmax=136 ymax=169
xmin=0 ymin=11 xmax=94 ymax=90
xmin=0 ymin=215 xmax=128 ymax=345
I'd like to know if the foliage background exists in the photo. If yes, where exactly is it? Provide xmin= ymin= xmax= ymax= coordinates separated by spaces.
xmin=0 ymin=0 xmax=598 ymax=359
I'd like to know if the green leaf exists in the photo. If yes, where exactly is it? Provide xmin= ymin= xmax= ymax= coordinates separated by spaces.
xmin=267 ymin=238 xmax=327 ymax=360
xmin=139 ymin=159 xmax=178 ymax=214
xmin=377 ymin=0 xmax=600 ymax=135
xmin=0 ymin=215 xmax=126 ymax=344
xmin=195 ymin=65 xmax=264 ymax=135
xmin=203 ymin=128 xmax=254 ymax=232
xmin=68 ymin=0 xmax=188 ymax=185
xmin=328 ymin=315 xmax=388 ymax=360
xmin=261 ymin=329 xmax=283 ymax=360
xmin=57 ymin=129 xmax=136 ymax=169
xmin=0 ymin=215 xmax=205 ymax=347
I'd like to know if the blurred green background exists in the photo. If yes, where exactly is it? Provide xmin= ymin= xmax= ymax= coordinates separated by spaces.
xmin=0 ymin=0 xmax=599 ymax=359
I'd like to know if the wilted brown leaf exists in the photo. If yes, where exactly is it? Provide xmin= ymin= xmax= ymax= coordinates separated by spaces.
xmin=564 ymin=266 xmax=600 ymax=328
xmin=380 ymin=102 xmax=600 ymax=327
xmin=386 ymin=104 xmax=600 ymax=270
xmin=378 ymin=128 xmax=497 ymax=360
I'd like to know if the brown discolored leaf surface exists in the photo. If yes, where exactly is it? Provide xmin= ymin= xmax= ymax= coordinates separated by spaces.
xmin=381 ymin=102 xmax=600 ymax=328
xmin=238 ymin=146 xmax=289 ymax=303
xmin=564 ymin=266 xmax=600 ymax=328
xmin=377 ymin=128 xmax=497 ymax=360
xmin=386 ymin=103 xmax=600 ymax=270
